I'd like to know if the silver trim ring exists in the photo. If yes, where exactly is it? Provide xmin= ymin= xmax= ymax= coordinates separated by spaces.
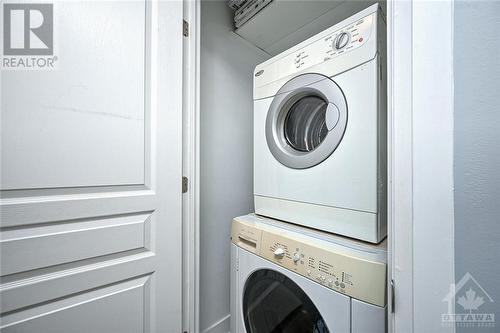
xmin=265 ymin=73 xmax=348 ymax=169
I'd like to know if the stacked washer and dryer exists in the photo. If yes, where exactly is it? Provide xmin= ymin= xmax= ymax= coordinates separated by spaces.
xmin=231 ymin=4 xmax=388 ymax=332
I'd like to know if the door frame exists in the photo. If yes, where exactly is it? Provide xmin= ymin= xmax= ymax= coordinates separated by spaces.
xmin=387 ymin=0 xmax=455 ymax=332
xmin=182 ymin=0 xmax=201 ymax=332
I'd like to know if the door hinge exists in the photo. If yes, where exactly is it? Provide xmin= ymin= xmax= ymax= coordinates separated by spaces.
xmin=391 ymin=279 xmax=395 ymax=313
xmin=182 ymin=176 xmax=188 ymax=193
xmin=183 ymin=19 xmax=189 ymax=37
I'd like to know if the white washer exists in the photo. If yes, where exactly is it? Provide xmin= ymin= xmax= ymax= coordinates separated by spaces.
xmin=253 ymin=4 xmax=387 ymax=243
xmin=230 ymin=214 xmax=387 ymax=333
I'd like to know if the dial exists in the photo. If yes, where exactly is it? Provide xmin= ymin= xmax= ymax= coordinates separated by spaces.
xmin=273 ymin=247 xmax=285 ymax=258
xmin=292 ymin=253 xmax=300 ymax=263
xmin=334 ymin=32 xmax=350 ymax=50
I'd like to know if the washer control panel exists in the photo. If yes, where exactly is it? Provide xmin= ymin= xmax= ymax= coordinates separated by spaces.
xmin=275 ymin=12 xmax=375 ymax=78
xmin=232 ymin=216 xmax=387 ymax=307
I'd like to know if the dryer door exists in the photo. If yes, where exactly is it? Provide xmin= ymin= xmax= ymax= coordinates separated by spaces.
xmin=242 ymin=269 xmax=329 ymax=333
xmin=265 ymin=73 xmax=347 ymax=169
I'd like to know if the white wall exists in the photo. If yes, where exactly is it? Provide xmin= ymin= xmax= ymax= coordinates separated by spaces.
xmin=199 ymin=1 xmax=269 ymax=332
xmin=454 ymin=2 xmax=500 ymax=332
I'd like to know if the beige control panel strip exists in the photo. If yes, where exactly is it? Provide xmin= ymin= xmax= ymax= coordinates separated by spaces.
xmin=232 ymin=217 xmax=387 ymax=307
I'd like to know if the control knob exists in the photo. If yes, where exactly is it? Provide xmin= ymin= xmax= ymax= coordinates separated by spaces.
xmin=292 ymin=253 xmax=300 ymax=263
xmin=274 ymin=248 xmax=285 ymax=258
xmin=334 ymin=32 xmax=350 ymax=50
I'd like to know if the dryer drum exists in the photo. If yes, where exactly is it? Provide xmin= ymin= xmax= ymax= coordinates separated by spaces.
xmin=283 ymin=95 xmax=329 ymax=152
xmin=243 ymin=269 xmax=330 ymax=333
xmin=265 ymin=73 xmax=348 ymax=169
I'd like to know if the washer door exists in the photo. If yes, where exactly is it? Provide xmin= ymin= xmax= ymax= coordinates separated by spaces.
xmin=266 ymin=73 xmax=347 ymax=169
xmin=243 ymin=269 xmax=329 ymax=333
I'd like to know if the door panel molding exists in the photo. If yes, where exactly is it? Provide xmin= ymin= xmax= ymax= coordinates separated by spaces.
xmin=1 ymin=191 xmax=155 ymax=227
xmin=1 ymin=1 xmax=149 ymax=191
xmin=1 ymin=212 xmax=152 ymax=275
xmin=1 ymin=275 xmax=151 ymax=332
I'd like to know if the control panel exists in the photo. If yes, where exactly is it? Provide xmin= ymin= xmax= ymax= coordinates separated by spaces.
xmin=232 ymin=216 xmax=387 ymax=307
xmin=272 ymin=12 xmax=375 ymax=81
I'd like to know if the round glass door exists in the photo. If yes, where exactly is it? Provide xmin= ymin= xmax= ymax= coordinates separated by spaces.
xmin=265 ymin=73 xmax=347 ymax=169
xmin=243 ymin=269 xmax=329 ymax=333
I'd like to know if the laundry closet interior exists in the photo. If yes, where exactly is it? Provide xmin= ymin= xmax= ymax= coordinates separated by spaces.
xmin=197 ymin=1 xmax=389 ymax=332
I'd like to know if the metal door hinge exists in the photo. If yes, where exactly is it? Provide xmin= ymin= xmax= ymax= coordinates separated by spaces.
xmin=183 ymin=20 xmax=189 ymax=37
xmin=182 ymin=176 xmax=188 ymax=193
xmin=391 ymin=279 xmax=395 ymax=313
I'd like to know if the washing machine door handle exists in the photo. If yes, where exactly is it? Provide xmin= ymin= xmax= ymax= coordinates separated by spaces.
xmin=325 ymin=103 xmax=340 ymax=131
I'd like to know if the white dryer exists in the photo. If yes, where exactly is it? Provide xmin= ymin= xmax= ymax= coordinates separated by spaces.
xmin=253 ymin=4 xmax=387 ymax=243
xmin=230 ymin=214 xmax=387 ymax=333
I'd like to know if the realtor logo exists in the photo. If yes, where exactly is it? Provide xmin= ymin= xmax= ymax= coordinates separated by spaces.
xmin=2 ymin=2 xmax=57 ymax=69
xmin=442 ymin=272 xmax=495 ymax=328
xmin=3 ymin=3 xmax=53 ymax=55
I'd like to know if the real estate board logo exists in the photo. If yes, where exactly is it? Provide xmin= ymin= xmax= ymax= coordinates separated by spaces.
xmin=442 ymin=272 xmax=495 ymax=329
xmin=2 ymin=2 xmax=58 ymax=69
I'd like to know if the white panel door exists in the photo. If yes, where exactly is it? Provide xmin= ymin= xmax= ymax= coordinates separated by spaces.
xmin=0 ymin=1 xmax=183 ymax=332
